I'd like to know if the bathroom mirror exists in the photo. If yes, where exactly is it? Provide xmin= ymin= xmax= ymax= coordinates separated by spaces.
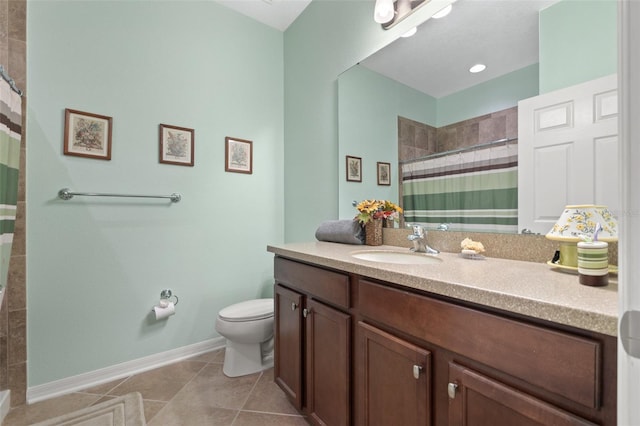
xmin=337 ymin=0 xmax=617 ymax=233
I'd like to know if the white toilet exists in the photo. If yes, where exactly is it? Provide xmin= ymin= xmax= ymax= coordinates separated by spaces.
xmin=215 ymin=298 xmax=275 ymax=377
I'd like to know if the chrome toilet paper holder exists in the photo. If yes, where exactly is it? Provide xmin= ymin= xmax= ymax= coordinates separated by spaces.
xmin=159 ymin=289 xmax=179 ymax=305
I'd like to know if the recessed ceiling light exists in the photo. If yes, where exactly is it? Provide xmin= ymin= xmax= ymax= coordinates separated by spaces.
xmin=432 ymin=4 xmax=453 ymax=19
xmin=469 ymin=64 xmax=487 ymax=73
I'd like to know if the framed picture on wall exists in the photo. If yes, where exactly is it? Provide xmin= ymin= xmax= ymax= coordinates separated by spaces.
xmin=377 ymin=162 xmax=391 ymax=186
xmin=159 ymin=124 xmax=195 ymax=166
xmin=225 ymin=137 xmax=253 ymax=174
xmin=63 ymin=108 xmax=113 ymax=160
xmin=346 ymin=155 xmax=362 ymax=182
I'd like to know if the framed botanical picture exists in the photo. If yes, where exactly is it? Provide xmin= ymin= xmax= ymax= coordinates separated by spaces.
xmin=377 ymin=162 xmax=391 ymax=186
xmin=63 ymin=108 xmax=113 ymax=160
xmin=225 ymin=137 xmax=253 ymax=174
xmin=346 ymin=155 xmax=362 ymax=182
xmin=159 ymin=124 xmax=194 ymax=166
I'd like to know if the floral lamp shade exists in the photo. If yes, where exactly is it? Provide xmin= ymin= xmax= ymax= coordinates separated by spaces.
xmin=546 ymin=205 xmax=618 ymax=242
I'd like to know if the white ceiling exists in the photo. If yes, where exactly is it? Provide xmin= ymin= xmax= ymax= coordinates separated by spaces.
xmin=361 ymin=0 xmax=558 ymax=98
xmin=215 ymin=0 xmax=558 ymax=98
xmin=214 ymin=0 xmax=312 ymax=31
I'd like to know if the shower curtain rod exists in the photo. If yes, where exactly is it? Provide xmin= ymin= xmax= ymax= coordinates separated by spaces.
xmin=399 ymin=137 xmax=518 ymax=165
xmin=0 ymin=65 xmax=23 ymax=96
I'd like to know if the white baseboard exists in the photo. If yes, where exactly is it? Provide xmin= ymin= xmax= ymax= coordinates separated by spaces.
xmin=0 ymin=390 xmax=11 ymax=424
xmin=26 ymin=337 xmax=225 ymax=404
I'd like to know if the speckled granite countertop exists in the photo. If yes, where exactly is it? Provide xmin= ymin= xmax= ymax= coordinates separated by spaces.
xmin=267 ymin=242 xmax=618 ymax=337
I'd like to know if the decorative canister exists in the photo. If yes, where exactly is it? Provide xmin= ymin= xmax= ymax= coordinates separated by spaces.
xmin=577 ymin=241 xmax=609 ymax=286
xmin=365 ymin=219 xmax=383 ymax=246
xmin=383 ymin=218 xmax=395 ymax=228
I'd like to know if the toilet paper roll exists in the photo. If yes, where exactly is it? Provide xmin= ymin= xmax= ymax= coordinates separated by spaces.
xmin=153 ymin=302 xmax=175 ymax=320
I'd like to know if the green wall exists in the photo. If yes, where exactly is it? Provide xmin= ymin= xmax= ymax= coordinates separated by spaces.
xmin=26 ymin=0 xmax=454 ymax=391
xmin=539 ymin=0 xmax=617 ymax=93
xmin=336 ymin=63 xmax=538 ymax=218
xmin=283 ymin=0 xmax=455 ymax=242
xmin=27 ymin=1 xmax=284 ymax=386
xmin=437 ymin=64 xmax=539 ymax=127
xmin=338 ymin=65 xmax=437 ymax=219
xmin=25 ymin=0 xmax=616 ymax=392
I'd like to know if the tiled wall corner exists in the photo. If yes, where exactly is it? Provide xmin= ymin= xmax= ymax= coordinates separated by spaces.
xmin=1 ymin=0 xmax=27 ymax=408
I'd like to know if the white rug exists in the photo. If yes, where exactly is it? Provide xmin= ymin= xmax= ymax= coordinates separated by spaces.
xmin=31 ymin=392 xmax=146 ymax=426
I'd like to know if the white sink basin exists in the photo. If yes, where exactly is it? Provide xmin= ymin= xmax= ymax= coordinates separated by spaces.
xmin=351 ymin=250 xmax=442 ymax=265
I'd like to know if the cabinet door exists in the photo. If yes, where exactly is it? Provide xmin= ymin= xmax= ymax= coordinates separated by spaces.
xmin=448 ymin=363 xmax=596 ymax=426
xmin=306 ymin=298 xmax=351 ymax=426
xmin=274 ymin=284 xmax=304 ymax=410
xmin=358 ymin=322 xmax=431 ymax=426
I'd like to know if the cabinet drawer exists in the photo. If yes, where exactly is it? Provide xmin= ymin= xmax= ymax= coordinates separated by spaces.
xmin=359 ymin=279 xmax=602 ymax=409
xmin=275 ymin=257 xmax=350 ymax=309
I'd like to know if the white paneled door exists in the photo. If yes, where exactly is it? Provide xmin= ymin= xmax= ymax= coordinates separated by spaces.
xmin=518 ymin=74 xmax=619 ymax=234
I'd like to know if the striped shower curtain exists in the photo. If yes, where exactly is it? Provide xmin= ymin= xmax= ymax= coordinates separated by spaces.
xmin=402 ymin=142 xmax=518 ymax=233
xmin=1 ymin=76 xmax=22 ymax=293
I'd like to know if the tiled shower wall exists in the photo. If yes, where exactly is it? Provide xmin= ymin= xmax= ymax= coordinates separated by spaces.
xmin=397 ymin=107 xmax=518 ymax=222
xmin=436 ymin=107 xmax=518 ymax=152
xmin=398 ymin=106 xmax=518 ymax=162
xmin=1 ymin=0 xmax=27 ymax=407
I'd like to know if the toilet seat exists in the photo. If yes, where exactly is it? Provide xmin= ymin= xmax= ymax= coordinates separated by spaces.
xmin=218 ymin=298 xmax=273 ymax=322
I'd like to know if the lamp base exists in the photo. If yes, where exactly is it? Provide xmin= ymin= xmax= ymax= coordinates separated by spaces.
xmin=558 ymin=242 xmax=578 ymax=268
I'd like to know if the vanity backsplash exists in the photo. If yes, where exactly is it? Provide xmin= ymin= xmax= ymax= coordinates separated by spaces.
xmin=382 ymin=228 xmax=619 ymax=266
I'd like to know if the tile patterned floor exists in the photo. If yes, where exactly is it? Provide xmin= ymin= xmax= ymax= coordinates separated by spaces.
xmin=3 ymin=349 xmax=309 ymax=425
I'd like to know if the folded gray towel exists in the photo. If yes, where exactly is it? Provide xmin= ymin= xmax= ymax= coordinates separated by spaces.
xmin=315 ymin=220 xmax=365 ymax=245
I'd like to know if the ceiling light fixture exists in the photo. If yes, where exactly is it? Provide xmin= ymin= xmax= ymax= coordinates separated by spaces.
xmin=374 ymin=0 xmax=395 ymax=24
xmin=375 ymin=0 xmax=429 ymax=30
xmin=432 ymin=4 xmax=453 ymax=19
xmin=469 ymin=63 xmax=486 ymax=73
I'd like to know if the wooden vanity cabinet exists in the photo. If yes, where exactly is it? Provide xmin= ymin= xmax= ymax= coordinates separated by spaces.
xmin=273 ymin=256 xmax=616 ymax=426
xmin=447 ymin=363 xmax=597 ymax=426
xmin=358 ymin=321 xmax=432 ymax=426
xmin=274 ymin=257 xmax=352 ymax=426
xmin=358 ymin=278 xmax=616 ymax=426
xmin=274 ymin=284 xmax=304 ymax=408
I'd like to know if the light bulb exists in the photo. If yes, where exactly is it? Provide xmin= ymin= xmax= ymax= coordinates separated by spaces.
xmin=374 ymin=0 xmax=395 ymax=24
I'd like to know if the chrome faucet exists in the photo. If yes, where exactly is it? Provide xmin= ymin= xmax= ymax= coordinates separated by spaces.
xmin=407 ymin=224 xmax=439 ymax=255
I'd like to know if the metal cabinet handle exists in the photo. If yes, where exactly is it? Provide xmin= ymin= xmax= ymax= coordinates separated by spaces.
xmin=413 ymin=365 xmax=423 ymax=379
xmin=291 ymin=302 xmax=298 ymax=311
xmin=447 ymin=382 xmax=458 ymax=399
xmin=303 ymin=308 xmax=310 ymax=318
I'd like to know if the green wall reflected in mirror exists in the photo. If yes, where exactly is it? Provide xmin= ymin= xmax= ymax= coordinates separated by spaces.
xmin=337 ymin=0 xmax=617 ymax=232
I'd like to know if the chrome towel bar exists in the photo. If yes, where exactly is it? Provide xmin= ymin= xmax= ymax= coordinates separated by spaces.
xmin=58 ymin=188 xmax=181 ymax=203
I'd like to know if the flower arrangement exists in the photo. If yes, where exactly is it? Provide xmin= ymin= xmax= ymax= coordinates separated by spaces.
xmin=355 ymin=199 xmax=403 ymax=224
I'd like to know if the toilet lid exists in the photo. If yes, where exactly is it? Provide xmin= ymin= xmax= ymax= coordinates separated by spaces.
xmin=219 ymin=298 xmax=274 ymax=322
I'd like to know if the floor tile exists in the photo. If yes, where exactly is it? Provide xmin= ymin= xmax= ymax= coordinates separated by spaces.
xmin=233 ymin=411 xmax=310 ymax=426
xmin=148 ymin=404 xmax=237 ymax=426
xmin=141 ymin=399 xmax=168 ymax=423
xmin=107 ymin=360 xmax=207 ymax=401
xmin=189 ymin=349 xmax=225 ymax=364
xmin=2 ymin=392 xmax=100 ymax=425
xmin=167 ymin=363 xmax=260 ymax=411
xmin=242 ymin=369 xmax=299 ymax=415
xmin=3 ymin=350 xmax=306 ymax=426
xmin=80 ymin=377 xmax=129 ymax=395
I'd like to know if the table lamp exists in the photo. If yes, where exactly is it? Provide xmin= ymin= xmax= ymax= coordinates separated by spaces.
xmin=545 ymin=205 xmax=618 ymax=268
